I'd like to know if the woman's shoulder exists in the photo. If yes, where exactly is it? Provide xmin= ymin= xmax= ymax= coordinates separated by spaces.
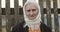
xmin=40 ymin=23 xmax=52 ymax=32
xmin=12 ymin=20 xmax=25 ymax=32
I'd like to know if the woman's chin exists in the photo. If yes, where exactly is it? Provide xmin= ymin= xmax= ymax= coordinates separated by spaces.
xmin=29 ymin=17 xmax=35 ymax=20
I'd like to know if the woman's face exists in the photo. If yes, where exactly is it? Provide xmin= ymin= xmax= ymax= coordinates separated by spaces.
xmin=25 ymin=4 xmax=38 ymax=20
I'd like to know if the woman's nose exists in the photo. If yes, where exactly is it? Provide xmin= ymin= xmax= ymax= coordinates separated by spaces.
xmin=30 ymin=10 xmax=33 ymax=15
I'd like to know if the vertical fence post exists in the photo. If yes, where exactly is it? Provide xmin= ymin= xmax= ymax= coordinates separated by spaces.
xmin=22 ymin=0 xmax=27 ymax=20
xmin=46 ymin=0 xmax=52 ymax=29
xmin=39 ymin=0 xmax=44 ymax=23
xmin=14 ymin=0 xmax=19 ymax=25
xmin=0 ymin=0 xmax=2 ymax=32
xmin=23 ymin=0 xmax=27 ymax=6
xmin=53 ymin=0 xmax=59 ymax=32
xmin=10 ymin=8 xmax=15 ymax=27
xmin=6 ymin=0 xmax=11 ymax=32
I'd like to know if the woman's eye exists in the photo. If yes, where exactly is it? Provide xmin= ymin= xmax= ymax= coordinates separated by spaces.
xmin=27 ymin=10 xmax=30 ymax=12
xmin=32 ymin=9 xmax=36 ymax=11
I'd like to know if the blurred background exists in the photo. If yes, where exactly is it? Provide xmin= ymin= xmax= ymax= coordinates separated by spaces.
xmin=0 ymin=0 xmax=60 ymax=32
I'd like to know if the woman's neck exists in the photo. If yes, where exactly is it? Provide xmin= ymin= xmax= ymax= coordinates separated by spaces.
xmin=28 ymin=23 xmax=40 ymax=30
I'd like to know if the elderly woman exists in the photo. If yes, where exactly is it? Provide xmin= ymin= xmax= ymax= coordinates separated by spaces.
xmin=12 ymin=0 xmax=51 ymax=32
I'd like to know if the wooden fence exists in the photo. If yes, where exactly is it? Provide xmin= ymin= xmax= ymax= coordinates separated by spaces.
xmin=0 ymin=0 xmax=60 ymax=32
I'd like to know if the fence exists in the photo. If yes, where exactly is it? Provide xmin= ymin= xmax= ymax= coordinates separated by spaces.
xmin=0 ymin=0 xmax=60 ymax=32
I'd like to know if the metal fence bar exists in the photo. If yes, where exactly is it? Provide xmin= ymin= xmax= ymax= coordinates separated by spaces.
xmin=6 ymin=0 xmax=11 ymax=32
xmin=46 ymin=0 xmax=52 ymax=29
xmin=39 ymin=0 xmax=44 ymax=23
xmin=53 ymin=0 xmax=59 ymax=32
xmin=0 ymin=0 xmax=2 ymax=32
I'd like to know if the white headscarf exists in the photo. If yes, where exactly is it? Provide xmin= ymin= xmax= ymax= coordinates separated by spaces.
xmin=23 ymin=0 xmax=42 ymax=29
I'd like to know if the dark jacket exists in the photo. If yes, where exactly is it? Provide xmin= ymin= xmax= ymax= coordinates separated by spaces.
xmin=12 ymin=21 xmax=52 ymax=32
